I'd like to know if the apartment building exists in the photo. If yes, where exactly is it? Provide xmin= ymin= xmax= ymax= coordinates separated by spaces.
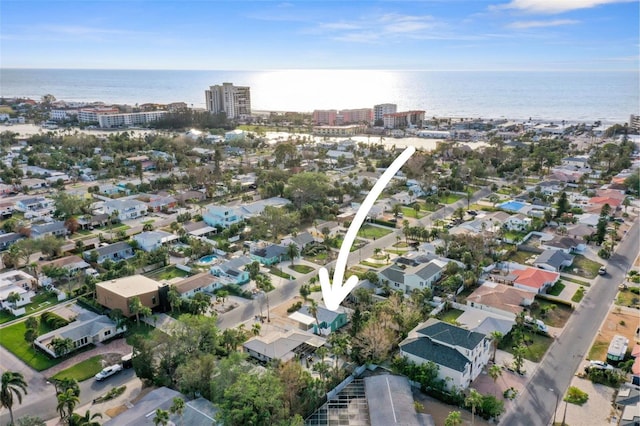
xmin=97 ymin=111 xmax=167 ymax=128
xmin=374 ymin=103 xmax=397 ymax=122
xmin=77 ymin=107 xmax=120 ymax=123
xmin=340 ymin=108 xmax=373 ymax=124
xmin=313 ymin=109 xmax=338 ymax=125
xmin=205 ymin=83 xmax=251 ymax=119
xmin=383 ymin=110 xmax=425 ymax=129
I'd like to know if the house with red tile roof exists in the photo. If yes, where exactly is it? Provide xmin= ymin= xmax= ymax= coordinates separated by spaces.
xmin=510 ymin=267 xmax=560 ymax=294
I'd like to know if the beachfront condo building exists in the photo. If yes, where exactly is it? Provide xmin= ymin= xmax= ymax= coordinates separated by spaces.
xmin=383 ymin=110 xmax=425 ymax=129
xmin=313 ymin=109 xmax=338 ymax=126
xmin=339 ymin=108 xmax=374 ymax=125
xmin=374 ymin=103 xmax=397 ymax=122
xmin=205 ymin=83 xmax=251 ymax=120
xmin=630 ymin=114 xmax=640 ymax=133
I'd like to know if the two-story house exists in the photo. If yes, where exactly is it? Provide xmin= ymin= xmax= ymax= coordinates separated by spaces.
xmin=399 ymin=319 xmax=491 ymax=390
xmin=103 ymin=199 xmax=148 ymax=221
xmin=132 ymin=231 xmax=177 ymax=252
xmin=289 ymin=304 xmax=348 ymax=336
xmin=203 ymin=205 xmax=244 ymax=229
xmin=378 ymin=259 xmax=446 ymax=294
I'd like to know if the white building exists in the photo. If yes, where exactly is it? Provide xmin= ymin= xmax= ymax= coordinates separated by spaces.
xmin=97 ymin=111 xmax=167 ymax=128
xmin=373 ymin=103 xmax=397 ymax=122
xmin=103 ymin=199 xmax=148 ymax=221
xmin=77 ymin=107 xmax=120 ymax=123
xmin=205 ymin=83 xmax=251 ymax=119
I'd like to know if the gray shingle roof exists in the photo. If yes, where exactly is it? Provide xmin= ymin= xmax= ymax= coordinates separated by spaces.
xmin=253 ymin=244 xmax=287 ymax=259
xmin=400 ymin=337 xmax=471 ymax=372
xmin=416 ymin=319 xmax=486 ymax=350
xmin=379 ymin=264 xmax=405 ymax=284
xmin=535 ymin=249 xmax=573 ymax=269
xmin=415 ymin=262 xmax=443 ymax=280
xmin=31 ymin=221 xmax=66 ymax=235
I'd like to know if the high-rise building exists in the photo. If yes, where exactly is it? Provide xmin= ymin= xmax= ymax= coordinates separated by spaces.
xmin=383 ymin=111 xmax=425 ymax=129
xmin=341 ymin=108 xmax=373 ymax=124
xmin=313 ymin=109 xmax=338 ymax=125
xmin=374 ymin=103 xmax=397 ymax=123
xmin=205 ymin=83 xmax=251 ymax=119
xmin=630 ymin=114 xmax=640 ymax=133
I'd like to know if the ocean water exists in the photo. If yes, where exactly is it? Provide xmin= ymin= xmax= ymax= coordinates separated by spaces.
xmin=0 ymin=69 xmax=637 ymax=123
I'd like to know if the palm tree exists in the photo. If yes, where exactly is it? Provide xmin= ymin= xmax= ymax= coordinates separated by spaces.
xmin=287 ymin=243 xmax=299 ymax=266
xmin=251 ymin=323 xmax=261 ymax=336
xmin=68 ymin=410 xmax=102 ymax=426
xmin=488 ymin=364 xmax=503 ymax=396
xmin=57 ymin=388 xmax=80 ymax=421
xmin=465 ymin=389 xmax=483 ymax=426
xmin=169 ymin=397 xmax=185 ymax=426
xmin=308 ymin=300 xmax=321 ymax=335
xmin=489 ymin=331 xmax=503 ymax=362
xmin=444 ymin=410 xmax=463 ymax=426
xmin=1 ymin=371 xmax=28 ymax=426
xmin=153 ymin=408 xmax=170 ymax=426
xmin=255 ymin=274 xmax=272 ymax=322
xmin=129 ymin=296 xmax=143 ymax=324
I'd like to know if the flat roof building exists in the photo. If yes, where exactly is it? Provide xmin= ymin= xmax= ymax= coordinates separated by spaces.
xmin=95 ymin=275 xmax=161 ymax=317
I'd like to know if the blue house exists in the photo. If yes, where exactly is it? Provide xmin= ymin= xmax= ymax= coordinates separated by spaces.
xmin=203 ymin=205 xmax=244 ymax=228
xmin=289 ymin=304 xmax=348 ymax=336
xmin=250 ymin=244 xmax=288 ymax=266
xmin=210 ymin=256 xmax=251 ymax=285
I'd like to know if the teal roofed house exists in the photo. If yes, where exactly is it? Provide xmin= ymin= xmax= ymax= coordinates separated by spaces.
xmin=289 ymin=304 xmax=348 ymax=336
xmin=250 ymin=244 xmax=288 ymax=266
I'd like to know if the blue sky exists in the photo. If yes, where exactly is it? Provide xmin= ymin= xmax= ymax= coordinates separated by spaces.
xmin=1 ymin=0 xmax=638 ymax=70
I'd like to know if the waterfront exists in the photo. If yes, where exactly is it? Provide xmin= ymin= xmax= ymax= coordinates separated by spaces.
xmin=1 ymin=69 xmax=637 ymax=123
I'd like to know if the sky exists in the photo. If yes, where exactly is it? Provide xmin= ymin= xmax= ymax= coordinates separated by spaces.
xmin=1 ymin=0 xmax=638 ymax=71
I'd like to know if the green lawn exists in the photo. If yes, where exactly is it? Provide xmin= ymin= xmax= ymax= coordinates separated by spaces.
xmin=269 ymin=267 xmax=293 ymax=280
xmin=508 ymin=250 xmax=536 ymax=265
xmin=560 ymin=275 xmax=591 ymax=287
xmin=307 ymin=252 xmax=328 ymax=264
xmin=499 ymin=330 xmax=554 ymax=362
xmin=125 ymin=321 xmax=157 ymax=345
xmin=357 ymin=225 xmax=393 ymax=239
xmin=437 ymin=308 xmax=464 ymax=324
xmin=25 ymin=292 xmax=61 ymax=316
xmin=440 ymin=194 xmax=464 ymax=204
xmin=572 ymin=287 xmax=586 ymax=303
xmin=588 ymin=341 xmax=609 ymax=361
xmin=616 ymin=289 xmax=640 ymax=308
xmin=569 ymin=255 xmax=603 ymax=279
xmin=401 ymin=206 xmax=426 ymax=219
xmin=0 ymin=309 xmax=16 ymax=324
xmin=145 ymin=266 xmax=191 ymax=281
xmin=360 ymin=260 xmax=386 ymax=268
xmin=530 ymin=298 xmax=573 ymax=328
xmin=51 ymin=355 xmax=103 ymax=381
xmin=0 ymin=321 xmax=60 ymax=371
xmin=547 ymin=282 xmax=566 ymax=296
xmin=290 ymin=264 xmax=315 ymax=274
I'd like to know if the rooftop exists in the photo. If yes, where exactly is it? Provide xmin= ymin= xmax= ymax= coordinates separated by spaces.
xmin=96 ymin=275 xmax=160 ymax=298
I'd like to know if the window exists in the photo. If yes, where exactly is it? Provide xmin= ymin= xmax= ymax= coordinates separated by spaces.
xmin=104 ymin=330 xmax=111 ymax=336
xmin=152 ymin=296 xmax=157 ymax=304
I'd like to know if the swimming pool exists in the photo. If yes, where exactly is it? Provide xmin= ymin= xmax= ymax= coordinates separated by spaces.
xmin=499 ymin=200 xmax=526 ymax=212
xmin=198 ymin=254 xmax=218 ymax=264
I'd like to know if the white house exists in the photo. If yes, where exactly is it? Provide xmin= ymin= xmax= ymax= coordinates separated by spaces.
xmin=391 ymin=191 xmax=419 ymax=206
xmin=399 ymin=319 xmax=491 ymax=390
xmin=0 ymin=270 xmax=36 ymax=311
xmin=203 ymin=205 xmax=244 ymax=228
xmin=133 ymin=231 xmax=177 ymax=252
xmin=378 ymin=259 xmax=446 ymax=294
xmin=103 ymin=199 xmax=148 ymax=221
xmin=504 ymin=214 xmax=532 ymax=232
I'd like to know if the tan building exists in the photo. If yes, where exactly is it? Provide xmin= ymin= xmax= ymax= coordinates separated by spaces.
xmin=96 ymin=275 xmax=161 ymax=317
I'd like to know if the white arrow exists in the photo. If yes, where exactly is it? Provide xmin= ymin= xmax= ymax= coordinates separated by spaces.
xmin=320 ymin=146 xmax=416 ymax=311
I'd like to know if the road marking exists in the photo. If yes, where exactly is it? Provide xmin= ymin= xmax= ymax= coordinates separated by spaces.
xmin=320 ymin=146 xmax=416 ymax=311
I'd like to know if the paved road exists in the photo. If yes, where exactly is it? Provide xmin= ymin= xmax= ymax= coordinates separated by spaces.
xmin=217 ymin=187 xmax=492 ymax=329
xmin=500 ymin=218 xmax=639 ymax=426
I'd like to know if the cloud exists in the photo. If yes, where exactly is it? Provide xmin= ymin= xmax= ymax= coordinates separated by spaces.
xmin=507 ymin=19 xmax=580 ymax=29
xmin=496 ymin=0 xmax=635 ymax=14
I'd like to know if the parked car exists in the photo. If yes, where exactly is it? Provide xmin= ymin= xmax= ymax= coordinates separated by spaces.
xmin=598 ymin=266 xmax=607 ymax=275
xmin=588 ymin=360 xmax=614 ymax=371
xmin=94 ymin=364 xmax=123 ymax=381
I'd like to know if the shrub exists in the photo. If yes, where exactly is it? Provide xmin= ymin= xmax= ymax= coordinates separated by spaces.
xmin=587 ymin=368 xmax=625 ymax=388
xmin=564 ymin=386 xmax=589 ymax=405
xmin=40 ymin=312 xmax=70 ymax=329
xmin=629 ymin=287 xmax=640 ymax=295
xmin=287 ymin=301 xmax=303 ymax=313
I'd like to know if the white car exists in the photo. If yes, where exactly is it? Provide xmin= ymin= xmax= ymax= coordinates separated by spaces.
xmin=588 ymin=360 xmax=614 ymax=371
xmin=94 ymin=364 xmax=123 ymax=381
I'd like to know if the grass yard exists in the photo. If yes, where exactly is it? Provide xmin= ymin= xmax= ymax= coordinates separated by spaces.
xmin=588 ymin=341 xmax=609 ymax=361
xmin=440 ymin=194 xmax=464 ymax=204
xmin=569 ymin=255 xmax=603 ymax=279
xmin=547 ymin=282 xmax=566 ymax=297
xmin=509 ymin=250 xmax=536 ymax=265
xmin=307 ymin=252 xmax=329 ymax=264
xmin=125 ymin=321 xmax=157 ymax=345
xmin=25 ymin=292 xmax=61 ymax=316
xmin=360 ymin=260 xmax=386 ymax=268
xmin=269 ymin=267 xmax=293 ymax=280
xmin=51 ymin=355 xmax=103 ymax=381
xmin=401 ymin=206 xmax=427 ymax=219
xmin=0 ymin=309 xmax=14 ymax=324
xmin=499 ymin=330 xmax=554 ymax=362
xmin=437 ymin=308 xmax=464 ymax=324
xmin=560 ymin=275 xmax=591 ymax=287
xmin=616 ymin=289 xmax=640 ymax=308
xmin=572 ymin=287 xmax=586 ymax=303
xmin=145 ymin=266 xmax=191 ymax=281
xmin=530 ymin=298 xmax=573 ymax=328
xmin=290 ymin=264 xmax=315 ymax=274
xmin=0 ymin=320 xmax=60 ymax=370
xmin=357 ymin=225 xmax=393 ymax=239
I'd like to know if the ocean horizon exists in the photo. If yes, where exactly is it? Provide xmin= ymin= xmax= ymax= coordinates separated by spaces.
xmin=1 ymin=68 xmax=637 ymax=124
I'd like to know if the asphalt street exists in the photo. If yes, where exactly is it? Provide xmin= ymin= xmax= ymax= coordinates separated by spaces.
xmin=500 ymin=218 xmax=639 ymax=426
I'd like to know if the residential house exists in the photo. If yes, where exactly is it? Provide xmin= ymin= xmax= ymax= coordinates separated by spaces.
xmin=566 ymin=224 xmax=595 ymax=239
xmin=607 ymin=335 xmax=629 ymax=362
xmin=533 ymin=249 xmax=574 ymax=272
xmin=95 ymin=275 xmax=161 ymax=317
xmin=510 ymin=267 xmax=560 ymax=294
xmin=250 ymin=244 xmax=288 ymax=266
xmin=562 ymin=156 xmax=591 ymax=170
xmin=289 ymin=304 xmax=348 ymax=335
xmin=141 ymin=195 xmax=177 ymax=213
xmin=466 ymin=281 xmax=534 ymax=319
xmin=504 ymin=214 xmax=532 ymax=232
xmin=378 ymin=259 xmax=445 ymax=294
xmin=391 ymin=191 xmax=419 ymax=206
xmin=35 ymin=312 xmax=124 ymax=358
xmin=210 ymin=256 xmax=251 ymax=285
xmin=103 ymin=199 xmax=148 ymax=221
xmin=20 ymin=178 xmax=47 ymax=191
xmin=0 ymin=270 xmax=35 ymax=310
xmin=399 ymin=319 xmax=491 ymax=390
xmin=311 ymin=221 xmax=341 ymax=239
xmin=98 ymin=184 xmax=125 ymax=196
xmin=281 ymin=232 xmax=316 ymax=251
xmin=38 ymin=255 xmax=91 ymax=282
xmin=84 ymin=241 xmax=135 ymax=264
xmin=103 ymin=387 xmax=218 ymax=426
xmin=540 ymin=236 xmax=586 ymax=253
xmin=183 ymin=221 xmax=217 ymax=238
xmin=132 ymin=231 xmax=177 ymax=252
xmin=0 ymin=201 xmax=15 ymax=217
xmin=239 ymin=197 xmax=291 ymax=217
xmin=203 ymin=205 xmax=244 ymax=229
xmin=0 ymin=232 xmax=24 ymax=250
xmin=174 ymin=190 xmax=206 ymax=204
xmin=30 ymin=221 xmax=68 ymax=240
xmin=15 ymin=196 xmax=54 ymax=215
xmin=243 ymin=329 xmax=325 ymax=363
xmin=172 ymin=273 xmax=220 ymax=298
